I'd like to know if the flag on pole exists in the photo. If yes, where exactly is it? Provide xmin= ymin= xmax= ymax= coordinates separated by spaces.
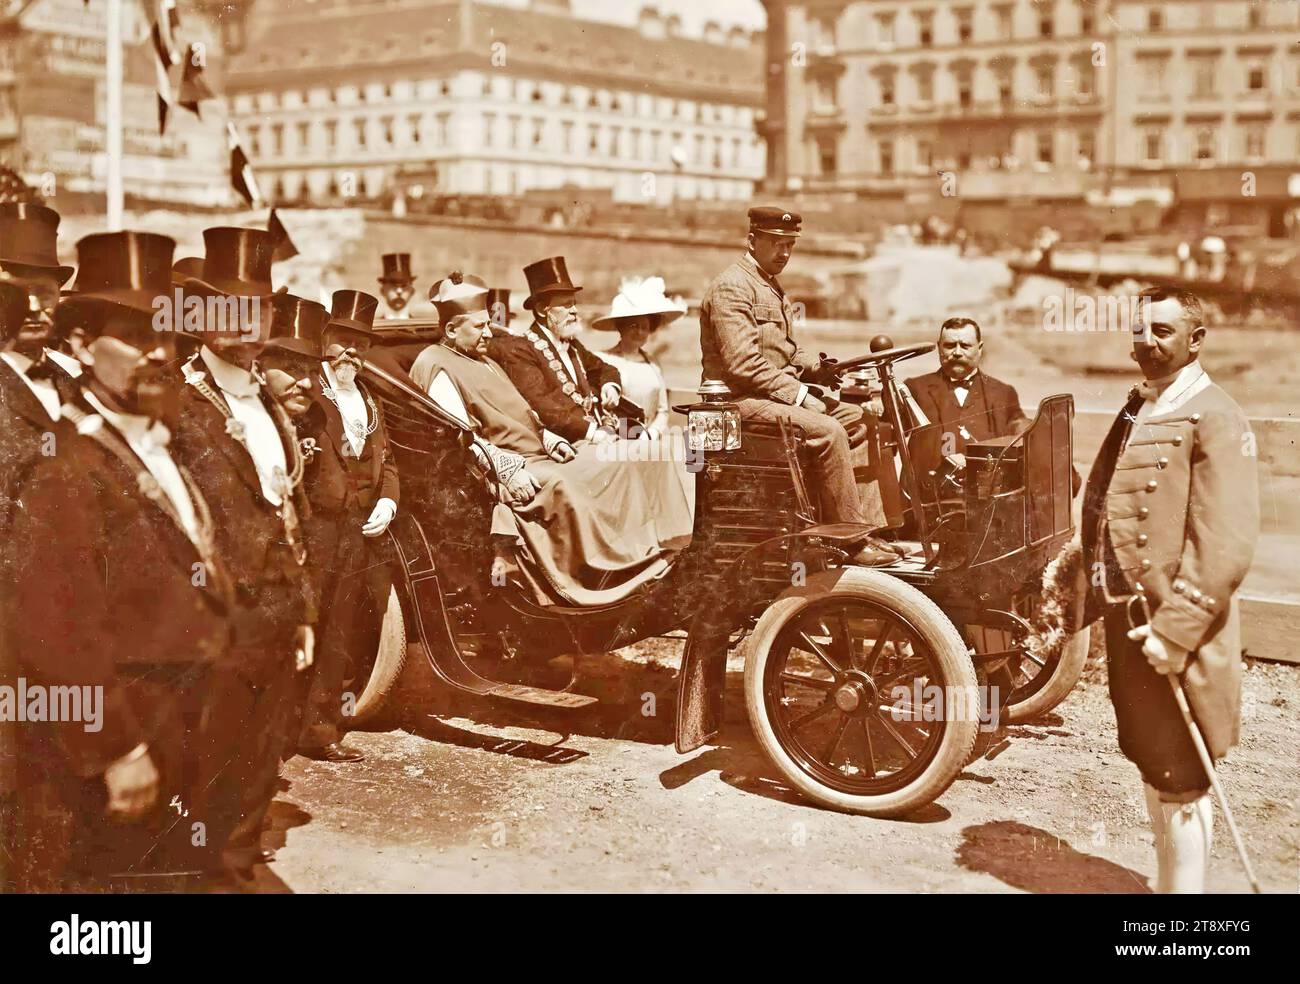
xmin=149 ymin=0 xmax=181 ymax=134
xmin=228 ymin=122 xmax=261 ymax=207
xmin=267 ymin=208 xmax=299 ymax=262
xmin=178 ymin=43 xmax=214 ymax=117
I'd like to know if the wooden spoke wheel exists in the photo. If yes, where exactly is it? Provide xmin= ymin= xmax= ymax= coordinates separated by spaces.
xmin=745 ymin=568 xmax=979 ymax=817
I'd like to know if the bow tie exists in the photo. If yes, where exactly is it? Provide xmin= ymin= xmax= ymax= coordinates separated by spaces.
xmin=946 ymin=373 xmax=977 ymax=389
xmin=25 ymin=357 xmax=64 ymax=382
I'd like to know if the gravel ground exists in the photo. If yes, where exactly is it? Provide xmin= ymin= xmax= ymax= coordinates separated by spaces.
xmin=248 ymin=639 xmax=1299 ymax=894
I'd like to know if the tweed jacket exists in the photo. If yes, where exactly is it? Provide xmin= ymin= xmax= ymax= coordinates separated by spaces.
xmin=1081 ymin=377 xmax=1259 ymax=755
xmin=699 ymin=254 xmax=820 ymax=405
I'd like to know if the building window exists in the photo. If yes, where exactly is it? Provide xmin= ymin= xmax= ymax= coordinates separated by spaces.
xmin=998 ymin=75 xmax=1013 ymax=105
xmin=1248 ymin=5 xmax=1263 ymax=29
xmin=410 ymin=114 xmax=422 ymax=146
xmin=876 ymin=13 xmax=895 ymax=46
xmin=1191 ymin=57 xmax=1216 ymax=98
xmin=436 ymin=113 xmax=449 ymax=147
xmin=712 ymin=137 xmax=723 ymax=168
xmin=483 ymin=113 xmax=496 ymax=147
xmin=917 ymin=139 xmax=932 ymax=169
xmin=562 ymin=121 xmax=573 ymax=154
xmin=1080 ymin=2 xmax=1094 ymax=34
xmin=816 ymin=77 xmax=838 ymax=111
xmin=296 ymin=122 xmax=310 ymax=153
xmin=323 ymin=120 xmax=336 ymax=150
xmin=1036 ymin=65 xmax=1055 ymax=98
xmin=1078 ymin=128 xmax=1095 ymax=165
xmin=1194 ymin=126 xmax=1216 ymax=162
xmin=813 ymin=13 xmax=836 ymax=51
xmin=1143 ymin=129 xmax=1164 ymax=163
xmin=731 ymin=136 xmax=741 ymax=167
xmin=917 ymin=11 xmax=933 ymax=47
xmin=1244 ymin=125 xmax=1266 ymax=159
xmin=1036 ymin=131 xmax=1054 ymax=164
xmin=958 ymin=77 xmax=973 ymax=109
xmin=879 ymin=76 xmax=895 ymax=106
xmin=693 ymin=132 xmax=704 ymax=163
xmin=916 ymin=72 xmax=934 ymax=102
xmin=1247 ymin=64 xmax=1268 ymax=92
xmin=508 ymin=115 xmax=520 ymax=149
xmin=247 ymin=126 xmax=261 ymax=157
xmin=1075 ymin=60 xmax=1095 ymax=96
xmin=1139 ymin=54 xmax=1168 ymax=95
xmin=588 ymin=124 xmax=599 ymax=152
xmin=532 ymin=117 xmax=545 ymax=148
xmin=1147 ymin=5 xmax=1163 ymax=32
xmin=996 ymin=4 xmax=1014 ymax=39
xmin=1037 ymin=2 xmax=1054 ymax=38
xmin=956 ymin=7 xmax=974 ymax=43
xmin=269 ymin=123 xmax=283 ymax=156
xmin=878 ymin=139 xmax=893 ymax=175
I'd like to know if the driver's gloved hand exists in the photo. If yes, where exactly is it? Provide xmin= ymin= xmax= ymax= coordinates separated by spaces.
xmin=805 ymin=352 xmax=844 ymax=389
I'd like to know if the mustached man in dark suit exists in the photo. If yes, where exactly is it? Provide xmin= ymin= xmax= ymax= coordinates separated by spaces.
xmin=904 ymin=317 xmax=1029 ymax=486
xmin=293 ymin=290 xmax=399 ymax=764
xmin=4 ymin=231 xmax=236 ymax=890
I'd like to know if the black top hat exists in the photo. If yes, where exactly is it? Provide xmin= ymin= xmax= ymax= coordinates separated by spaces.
xmin=265 ymin=292 xmax=330 ymax=356
xmin=522 ymin=256 xmax=581 ymax=310
xmin=747 ymin=206 xmax=802 ymax=238
xmin=0 ymin=202 xmax=74 ymax=285
xmin=61 ymin=230 xmax=176 ymax=318
xmin=170 ymin=255 xmax=204 ymax=288
xmin=0 ymin=280 xmax=29 ymax=342
xmin=182 ymin=227 xmax=276 ymax=298
xmin=379 ymin=252 xmax=414 ymax=283
xmin=326 ymin=289 xmax=380 ymax=336
xmin=486 ymin=288 xmax=514 ymax=328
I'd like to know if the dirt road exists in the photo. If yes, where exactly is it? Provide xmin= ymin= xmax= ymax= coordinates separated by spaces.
xmin=249 ymin=645 xmax=1299 ymax=894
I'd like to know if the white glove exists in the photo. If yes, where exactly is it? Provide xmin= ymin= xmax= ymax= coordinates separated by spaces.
xmin=542 ymin=428 xmax=576 ymax=462
xmin=600 ymin=382 xmax=621 ymax=410
xmin=1126 ymin=623 xmax=1190 ymax=676
xmin=362 ymin=497 xmax=397 ymax=537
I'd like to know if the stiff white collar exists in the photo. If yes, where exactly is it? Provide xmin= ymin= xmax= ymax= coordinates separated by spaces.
xmin=82 ymin=389 xmax=172 ymax=452
xmin=201 ymin=346 xmax=262 ymax=398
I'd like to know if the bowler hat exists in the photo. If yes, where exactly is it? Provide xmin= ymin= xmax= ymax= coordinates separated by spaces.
xmin=747 ymin=205 xmax=802 ymax=238
xmin=326 ymin=289 xmax=380 ymax=336
xmin=522 ymin=256 xmax=581 ymax=310
xmin=379 ymin=252 xmax=415 ymax=284
xmin=61 ymin=230 xmax=176 ymax=318
xmin=182 ymin=227 xmax=276 ymax=298
xmin=266 ymin=292 xmax=330 ymax=356
xmin=0 ymin=202 xmax=75 ymax=285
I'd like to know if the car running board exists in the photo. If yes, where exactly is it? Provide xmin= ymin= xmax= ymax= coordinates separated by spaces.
xmin=389 ymin=524 xmax=596 ymax=710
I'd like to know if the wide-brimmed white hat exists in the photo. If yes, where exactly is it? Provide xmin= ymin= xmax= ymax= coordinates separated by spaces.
xmin=590 ymin=276 xmax=686 ymax=332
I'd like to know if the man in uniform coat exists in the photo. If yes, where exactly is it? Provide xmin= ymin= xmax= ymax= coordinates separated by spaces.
xmin=5 ymin=231 xmax=235 ymax=890
xmin=700 ymin=207 xmax=891 ymax=560
xmin=295 ymin=290 xmax=399 ymax=762
xmin=904 ymin=316 xmax=1029 ymax=491
xmin=171 ymin=227 xmax=317 ymax=873
xmin=1076 ymin=286 xmax=1258 ymax=893
xmin=488 ymin=257 xmax=624 ymax=444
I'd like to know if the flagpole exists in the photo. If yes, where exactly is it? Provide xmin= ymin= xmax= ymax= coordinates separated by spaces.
xmin=105 ymin=0 xmax=125 ymax=230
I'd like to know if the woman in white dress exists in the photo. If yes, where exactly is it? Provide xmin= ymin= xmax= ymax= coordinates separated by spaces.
xmin=589 ymin=276 xmax=685 ymax=439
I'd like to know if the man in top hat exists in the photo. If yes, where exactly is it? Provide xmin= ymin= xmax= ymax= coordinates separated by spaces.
xmin=0 ymin=202 xmax=79 ymax=383
xmin=700 ymin=207 xmax=889 ymax=559
xmin=1073 ymin=286 xmax=1258 ymax=893
xmin=488 ymin=256 xmax=623 ymax=445
xmin=4 ymin=230 xmax=235 ymax=890
xmin=171 ymin=226 xmax=317 ymax=873
xmin=377 ymin=252 xmax=416 ymax=320
xmin=259 ymin=290 xmax=330 ymax=413
xmin=294 ymin=289 xmax=399 ymax=763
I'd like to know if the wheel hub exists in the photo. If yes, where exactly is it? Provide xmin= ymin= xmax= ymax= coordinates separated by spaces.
xmin=833 ymin=671 xmax=878 ymax=715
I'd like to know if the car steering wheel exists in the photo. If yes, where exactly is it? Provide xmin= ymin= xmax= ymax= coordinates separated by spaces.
xmin=832 ymin=342 xmax=935 ymax=375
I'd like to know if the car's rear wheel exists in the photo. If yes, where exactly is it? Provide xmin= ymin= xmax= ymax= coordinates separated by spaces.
xmin=744 ymin=567 xmax=979 ymax=818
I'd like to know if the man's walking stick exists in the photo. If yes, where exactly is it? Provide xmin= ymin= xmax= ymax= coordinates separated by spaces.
xmin=1133 ymin=592 xmax=1262 ymax=893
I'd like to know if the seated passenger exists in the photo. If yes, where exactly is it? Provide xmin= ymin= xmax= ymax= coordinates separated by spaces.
xmin=409 ymin=290 xmax=693 ymax=608
xmin=903 ymin=316 xmax=1029 ymax=494
xmin=589 ymin=276 xmax=684 ymax=441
